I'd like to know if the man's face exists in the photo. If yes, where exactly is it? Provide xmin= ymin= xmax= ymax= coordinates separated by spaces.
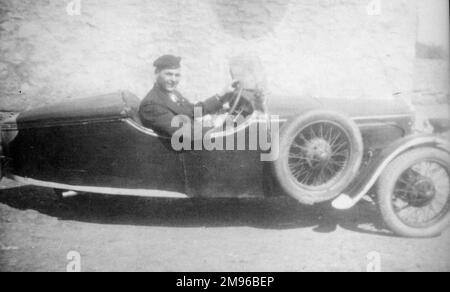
xmin=156 ymin=68 xmax=181 ymax=92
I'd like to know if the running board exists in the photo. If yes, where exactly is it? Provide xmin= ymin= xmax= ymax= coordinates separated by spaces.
xmin=331 ymin=194 xmax=355 ymax=210
xmin=10 ymin=175 xmax=190 ymax=199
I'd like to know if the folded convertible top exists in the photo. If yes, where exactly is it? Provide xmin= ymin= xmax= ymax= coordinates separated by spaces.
xmin=17 ymin=91 xmax=141 ymax=127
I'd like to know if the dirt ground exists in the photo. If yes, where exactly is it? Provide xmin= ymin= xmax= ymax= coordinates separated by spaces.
xmin=1 ymin=177 xmax=450 ymax=272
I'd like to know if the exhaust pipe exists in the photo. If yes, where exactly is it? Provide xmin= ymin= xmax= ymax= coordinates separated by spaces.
xmin=61 ymin=191 xmax=79 ymax=198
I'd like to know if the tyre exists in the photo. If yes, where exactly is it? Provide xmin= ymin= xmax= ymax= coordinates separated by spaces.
xmin=377 ymin=148 xmax=450 ymax=237
xmin=272 ymin=110 xmax=363 ymax=204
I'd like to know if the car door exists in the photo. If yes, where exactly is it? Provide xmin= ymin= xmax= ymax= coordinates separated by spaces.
xmin=182 ymin=115 xmax=268 ymax=198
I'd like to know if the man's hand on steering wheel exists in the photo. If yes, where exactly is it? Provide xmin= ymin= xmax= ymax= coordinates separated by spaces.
xmin=217 ymin=80 xmax=240 ymax=104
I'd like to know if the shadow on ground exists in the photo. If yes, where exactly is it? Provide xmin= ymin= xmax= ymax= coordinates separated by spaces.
xmin=0 ymin=185 xmax=393 ymax=236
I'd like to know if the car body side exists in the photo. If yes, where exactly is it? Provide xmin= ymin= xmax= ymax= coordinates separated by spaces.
xmin=0 ymin=91 xmax=416 ymax=199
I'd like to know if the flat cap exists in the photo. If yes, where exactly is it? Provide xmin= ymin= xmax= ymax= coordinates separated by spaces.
xmin=153 ymin=54 xmax=181 ymax=70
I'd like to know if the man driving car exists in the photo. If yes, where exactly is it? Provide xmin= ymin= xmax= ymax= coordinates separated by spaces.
xmin=139 ymin=55 xmax=236 ymax=137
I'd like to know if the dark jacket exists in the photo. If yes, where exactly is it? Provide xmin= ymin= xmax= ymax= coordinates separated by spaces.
xmin=138 ymin=84 xmax=224 ymax=136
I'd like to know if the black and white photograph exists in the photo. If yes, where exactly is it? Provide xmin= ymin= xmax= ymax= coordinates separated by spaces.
xmin=0 ymin=0 xmax=449 ymax=274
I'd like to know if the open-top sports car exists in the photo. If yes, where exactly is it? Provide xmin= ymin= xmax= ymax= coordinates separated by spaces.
xmin=1 ymin=87 xmax=449 ymax=238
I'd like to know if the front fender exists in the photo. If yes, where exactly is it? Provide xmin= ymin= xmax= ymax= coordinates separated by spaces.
xmin=332 ymin=134 xmax=450 ymax=209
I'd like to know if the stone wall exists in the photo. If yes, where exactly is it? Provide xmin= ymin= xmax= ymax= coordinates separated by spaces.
xmin=413 ymin=0 xmax=449 ymax=106
xmin=0 ymin=0 xmax=419 ymax=112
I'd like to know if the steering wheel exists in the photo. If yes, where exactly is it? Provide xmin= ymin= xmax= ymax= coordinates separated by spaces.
xmin=208 ymin=85 xmax=246 ymax=129
xmin=224 ymin=86 xmax=244 ymax=123
xmin=230 ymin=87 xmax=244 ymax=113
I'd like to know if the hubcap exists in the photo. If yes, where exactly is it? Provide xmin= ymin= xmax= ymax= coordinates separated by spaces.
xmin=408 ymin=178 xmax=436 ymax=207
xmin=306 ymin=138 xmax=332 ymax=162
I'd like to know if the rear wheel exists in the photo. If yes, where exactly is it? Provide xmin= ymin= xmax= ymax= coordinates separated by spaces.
xmin=377 ymin=148 xmax=450 ymax=237
xmin=272 ymin=110 xmax=363 ymax=204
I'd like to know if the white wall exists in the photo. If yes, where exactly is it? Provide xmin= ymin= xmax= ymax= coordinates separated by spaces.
xmin=0 ymin=0 xmax=418 ymax=111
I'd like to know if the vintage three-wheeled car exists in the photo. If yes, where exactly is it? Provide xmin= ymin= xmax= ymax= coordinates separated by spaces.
xmin=1 ymin=87 xmax=449 ymax=238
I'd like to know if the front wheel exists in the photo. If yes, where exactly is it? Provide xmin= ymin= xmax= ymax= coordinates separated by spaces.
xmin=272 ymin=110 xmax=363 ymax=204
xmin=377 ymin=148 xmax=450 ymax=237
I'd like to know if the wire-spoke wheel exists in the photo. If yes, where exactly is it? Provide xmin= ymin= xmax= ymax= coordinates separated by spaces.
xmin=288 ymin=121 xmax=350 ymax=189
xmin=377 ymin=147 xmax=450 ymax=237
xmin=273 ymin=110 xmax=363 ymax=204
